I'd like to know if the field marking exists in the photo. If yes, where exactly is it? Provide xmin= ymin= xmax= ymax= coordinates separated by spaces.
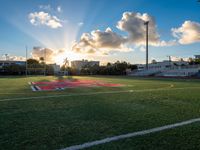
xmin=0 ymin=86 xmax=200 ymax=102
xmin=0 ymin=93 xmax=30 ymax=95
xmin=31 ymin=86 xmax=36 ymax=91
xmin=61 ymin=117 xmax=200 ymax=150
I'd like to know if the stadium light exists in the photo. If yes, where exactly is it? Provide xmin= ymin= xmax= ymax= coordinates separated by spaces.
xmin=144 ymin=21 xmax=149 ymax=70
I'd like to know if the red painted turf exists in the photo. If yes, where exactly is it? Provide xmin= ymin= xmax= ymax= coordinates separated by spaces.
xmin=31 ymin=79 xmax=123 ymax=91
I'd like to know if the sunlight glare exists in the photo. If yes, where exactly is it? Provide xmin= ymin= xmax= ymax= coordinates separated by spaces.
xmin=54 ymin=51 xmax=81 ymax=65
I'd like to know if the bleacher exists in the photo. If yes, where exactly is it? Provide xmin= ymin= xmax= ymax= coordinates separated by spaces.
xmin=129 ymin=69 xmax=161 ymax=76
xmin=156 ymin=68 xmax=200 ymax=77
xmin=129 ymin=66 xmax=200 ymax=77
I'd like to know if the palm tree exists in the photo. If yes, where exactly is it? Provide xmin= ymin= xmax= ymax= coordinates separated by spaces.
xmin=4 ymin=54 xmax=9 ymax=60
xmin=39 ymin=57 xmax=44 ymax=64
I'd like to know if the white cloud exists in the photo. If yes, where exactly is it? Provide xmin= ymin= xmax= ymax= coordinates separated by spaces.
xmin=172 ymin=20 xmax=200 ymax=44
xmin=39 ymin=5 xmax=62 ymax=13
xmin=116 ymin=12 xmax=177 ymax=47
xmin=1 ymin=54 xmax=26 ymax=61
xmin=39 ymin=4 xmax=51 ymax=11
xmin=170 ymin=56 xmax=188 ymax=62
xmin=78 ymin=22 xmax=84 ymax=26
xmin=117 ymin=12 xmax=160 ymax=46
xmin=57 ymin=6 xmax=62 ymax=13
xmin=72 ymin=12 xmax=179 ymax=55
xmin=139 ymin=46 xmax=146 ymax=52
xmin=32 ymin=47 xmax=54 ymax=63
xmin=28 ymin=11 xmax=62 ymax=29
xmin=72 ymin=27 xmax=129 ymax=54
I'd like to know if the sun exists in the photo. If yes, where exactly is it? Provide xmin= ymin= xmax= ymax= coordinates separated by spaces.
xmin=54 ymin=51 xmax=81 ymax=65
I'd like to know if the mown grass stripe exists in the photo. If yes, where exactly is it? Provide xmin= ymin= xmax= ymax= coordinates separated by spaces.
xmin=0 ymin=86 xmax=199 ymax=102
xmin=61 ymin=118 xmax=200 ymax=150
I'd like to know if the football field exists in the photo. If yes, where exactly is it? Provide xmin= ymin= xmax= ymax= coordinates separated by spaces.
xmin=0 ymin=76 xmax=200 ymax=150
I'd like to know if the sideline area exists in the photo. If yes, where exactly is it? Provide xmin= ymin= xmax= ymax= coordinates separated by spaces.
xmin=61 ymin=118 xmax=200 ymax=150
xmin=1 ymin=76 xmax=200 ymax=150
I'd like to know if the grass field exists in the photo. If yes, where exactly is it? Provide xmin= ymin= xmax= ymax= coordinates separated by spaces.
xmin=0 ymin=76 xmax=200 ymax=150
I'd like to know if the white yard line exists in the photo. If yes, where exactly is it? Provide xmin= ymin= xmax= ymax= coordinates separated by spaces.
xmin=0 ymin=93 xmax=29 ymax=95
xmin=60 ymin=117 xmax=200 ymax=150
xmin=0 ymin=86 xmax=199 ymax=102
xmin=31 ymin=86 xmax=36 ymax=92
xmin=0 ymin=90 xmax=132 ymax=102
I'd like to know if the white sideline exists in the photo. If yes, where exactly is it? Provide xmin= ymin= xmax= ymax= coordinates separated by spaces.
xmin=60 ymin=118 xmax=200 ymax=150
xmin=0 ymin=86 xmax=200 ymax=102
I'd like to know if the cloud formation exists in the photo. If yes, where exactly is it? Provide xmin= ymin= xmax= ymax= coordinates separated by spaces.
xmin=1 ymin=54 xmax=26 ymax=61
xmin=28 ymin=11 xmax=62 ymax=29
xmin=39 ymin=4 xmax=51 ymax=11
xmin=31 ymin=47 xmax=64 ymax=63
xmin=57 ymin=6 xmax=62 ymax=13
xmin=117 ymin=12 xmax=160 ymax=46
xmin=73 ymin=12 xmax=177 ymax=55
xmin=72 ymin=27 xmax=128 ymax=54
xmin=172 ymin=21 xmax=200 ymax=44
xmin=78 ymin=22 xmax=84 ymax=26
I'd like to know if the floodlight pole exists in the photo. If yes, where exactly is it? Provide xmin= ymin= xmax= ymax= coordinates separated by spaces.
xmin=44 ymin=48 xmax=46 ymax=76
xmin=144 ymin=21 xmax=149 ymax=70
xmin=26 ymin=46 xmax=28 ymax=76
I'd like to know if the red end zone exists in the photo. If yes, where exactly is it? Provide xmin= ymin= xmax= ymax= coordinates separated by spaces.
xmin=30 ymin=79 xmax=123 ymax=91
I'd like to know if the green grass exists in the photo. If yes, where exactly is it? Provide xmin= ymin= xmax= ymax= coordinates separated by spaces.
xmin=0 ymin=76 xmax=200 ymax=150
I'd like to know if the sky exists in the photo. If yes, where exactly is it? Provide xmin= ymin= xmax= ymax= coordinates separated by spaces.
xmin=0 ymin=0 xmax=199 ymax=65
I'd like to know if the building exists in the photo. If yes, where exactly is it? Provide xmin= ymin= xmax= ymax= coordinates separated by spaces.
xmin=49 ymin=63 xmax=60 ymax=74
xmin=71 ymin=60 xmax=100 ymax=70
xmin=0 ymin=60 xmax=26 ymax=74
xmin=48 ymin=64 xmax=60 ymax=75
xmin=137 ymin=60 xmax=188 ymax=71
xmin=0 ymin=60 xmax=26 ymax=70
xmin=129 ymin=57 xmax=200 ymax=77
xmin=195 ymin=55 xmax=200 ymax=59
xmin=0 ymin=60 xmax=26 ymax=67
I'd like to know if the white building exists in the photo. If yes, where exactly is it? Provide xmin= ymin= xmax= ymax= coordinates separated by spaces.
xmin=137 ymin=60 xmax=188 ymax=71
xmin=49 ymin=64 xmax=60 ymax=74
xmin=130 ymin=59 xmax=200 ymax=77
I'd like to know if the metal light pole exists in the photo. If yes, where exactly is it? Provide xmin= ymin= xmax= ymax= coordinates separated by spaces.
xmin=44 ymin=48 xmax=46 ymax=76
xmin=144 ymin=21 xmax=149 ymax=70
xmin=26 ymin=46 xmax=28 ymax=76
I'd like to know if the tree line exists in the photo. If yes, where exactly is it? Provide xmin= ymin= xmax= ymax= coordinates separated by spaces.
xmin=61 ymin=61 xmax=138 ymax=75
xmin=0 ymin=58 xmax=54 ymax=75
xmin=188 ymin=57 xmax=200 ymax=65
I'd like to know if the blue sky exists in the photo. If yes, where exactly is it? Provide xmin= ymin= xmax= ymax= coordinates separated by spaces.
xmin=0 ymin=0 xmax=199 ymax=64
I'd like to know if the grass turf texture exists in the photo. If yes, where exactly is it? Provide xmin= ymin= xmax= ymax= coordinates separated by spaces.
xmin=0 ymin=76 xmax=200 ymax=150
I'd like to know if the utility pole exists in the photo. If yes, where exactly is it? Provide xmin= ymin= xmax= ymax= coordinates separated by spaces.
xmin=26 ymin=46 xmax=28 ymax=76
xmin=144 ymin=21 xmax=149 ymax=70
